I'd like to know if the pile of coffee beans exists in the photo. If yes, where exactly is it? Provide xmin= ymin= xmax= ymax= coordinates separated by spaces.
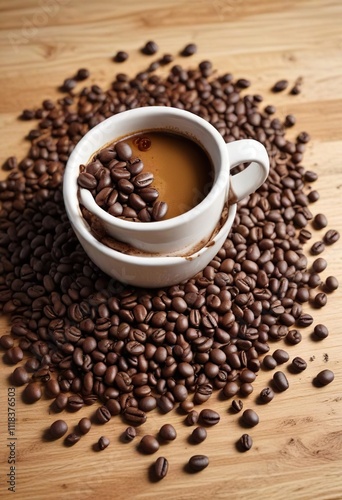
xmin=78 ymin=140 xmax=168 ymax=221
xmin=0 ymin=43 xmax=339 ymax=479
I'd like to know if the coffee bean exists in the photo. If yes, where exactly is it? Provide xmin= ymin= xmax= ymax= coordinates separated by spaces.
xmin=181 ymin=43 xmax=197 ymax=57
xmin=11 ymin=366 xmax=29 ymax=386
xmin=291 ymin=357 xmax=307 ymax=372
xmin=315 ymin=369 xmax=334 ymax=386
xmin=98 ymin=436 xmax=110 ymax=450
xmin=154 ymin=457 xmax=169 ymax=480
xmin=188 ymin=455 xmax=209 ymax=472
xmin=271 ymin=79 xmax=289 ymax=92
xmin=297 ymin=313 xmax=313 ymax=327
xmin=313 ymin=214 xmax=328 ymax=229
xmin=0 ymin=335 xmax=14 ymax=350
xmin=312 ymin=257 xmax=327 ymax=273
xmin=141 ymin=41 xmax=158 ymax=55
xmin=238 ymin=434 xmax=253 ymax=451
xmin=185 ymin=410 xmax=199 ymax=426
xmin=65 ymin=433 xmax=81 ymax=446
xmin=159 ymin=423 xmax=177 ymax=441
xmin=325 ymin=276 xmax=339 ymax=292
xmin=259 ymin=387 xmax=274 ymax=403
xmin=286 ymin=329 xmax=302 ymax=345
xmin=241 ymin=409 xmax=259 ymax=427
xmin=199 ymin=409 xmax=220 ymax=426
xmin=231 ymin=399 xmax=243 ymax=413
xmin=22 ymin=382 xmax=42 ymax=403
xmin=313 ymin=292 xmax=327 ymax=308
xmin=191 ymin=426 xmax=207 ymax=444
xmin=78 ymin=417 xmax=92 ymax=435
xmin=272 ymin=349 xmax=289 ymax=364
xmin=263 ymin=354 xmax=277 ymax=370
xmin=114 ymin=51 xmax=129 ymax=63
xmin=273 ymin=371 xmax=289 ymax=391
xmin=75 ymin=68 xmax=90 ymax=81
xmin=5 ymin=346 xmax=24 ymax=364
xmin=313 ymin=324 xmax=329 ymax=340
xmin=310 ymin=241 xmax=325 ymax=255
xmin=96 ymin=405 xmax=112 ymax=424
xmin=139 ymin=435 xmax=159 ymax=454
xmin=49 ymin=420 xmax=68 ymax=439
xmin=115 ymin=142 xmax=132 ymax=161
xmin=124 ymin=426 xmax=136 ymax=441
xmin=324 ymin=229 xmax=340 ymax=245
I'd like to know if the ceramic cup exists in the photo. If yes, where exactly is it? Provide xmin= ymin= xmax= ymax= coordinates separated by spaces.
xmin=63 ymin=106 xmax=269 ymax=287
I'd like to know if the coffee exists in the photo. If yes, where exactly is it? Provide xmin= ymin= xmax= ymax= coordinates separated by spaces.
xmin=126 ymin=131 xmax=214 ymax=219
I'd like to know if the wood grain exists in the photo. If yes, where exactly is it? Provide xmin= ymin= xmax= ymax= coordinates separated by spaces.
xmin=0 ymin=1 xmax=342 ymax=499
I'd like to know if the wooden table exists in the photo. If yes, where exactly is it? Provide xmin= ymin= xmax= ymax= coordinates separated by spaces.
xmin=0 ymin=1 xmax=342 ymax=498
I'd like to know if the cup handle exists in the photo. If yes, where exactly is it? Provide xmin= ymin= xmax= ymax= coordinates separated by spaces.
xmin=226 ymin=139 xmax=269 ymax=202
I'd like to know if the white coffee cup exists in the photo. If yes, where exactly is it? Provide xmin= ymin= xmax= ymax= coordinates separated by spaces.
xmin=63 ymin=106 xmax=269 ymax=287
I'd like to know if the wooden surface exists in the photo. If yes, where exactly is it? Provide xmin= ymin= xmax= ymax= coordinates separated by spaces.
xmin=0 ymin=1 xmax=342 ymax=499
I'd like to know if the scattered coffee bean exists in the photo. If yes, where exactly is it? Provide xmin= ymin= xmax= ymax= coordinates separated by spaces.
xmin=65 ymin=433 xmax=81 ymax=446
xmin=75 ymin=68 xmax=90 ymax=81
xmin=98 ymin=436 xmax=110 ymax=450
xmin=0 ymin=335 xmax=14 ymax=350
xmin=313 ymin=214 xmax=328 ymax=229
xmin=271 ymin=79 xmax=289 ymax=92
xmin=238 ymin=434 xmax=253 ymax=451
xmin=11 ymin=366 xmax=29 ymax=386
xmin=286 ymin=329 xmax=302 ymax=345
xmin=141 ymin=41 xmax=158 ymax=55
xmin=324 ymin=229 xmax=340 ymax=245
xmin=22 ymin=382 xmax=42 ymax=404
xmin=124 ymin=426 xmax=137 ymax=442
xmin=297 ymin=314 xmax=313 ymax=327
xmin=5 ymin=346 xmax=23 ymax=364
xmin=191 ymin=426 xmax=207 ymax=444
xmin=263 ymin=354 xmax=277 ymax=370
xmin=96 ymin=405 xmax=112 ymax=424
xmin=49 ymin=420 xmax=68 ymax=439
xmin=241 ymin=409 xmax=259 ymax=427
xmin=185 ymin=410 xmax=199 ymax=426
xmin=273 ymin=371 xmax=289 ymax=392
xmin=159 ymin=424 xmax=177 ymax=441
xmin=325 ymin=276 xmax=339 ymax=292
xmin=78 ymin=417 xmax=92 ymax=435
xmin=313 ymin=324 xmax=329 ymax=340
xmin=284 ymin=114 xmax=296 ymax=127
xmin=310 ymin=241 xmax=325 ymax=255
xmin=154 ymin=457 xmax=169 ymax=480
xmin=312 ymin=257 xmax=327 ymax=273
xmin=291 ymin=357 xmax=307 ymax=372
xmin=272 ymin=349 xmax=289 ymax=364
xmin=61 ymin=78 xmax=76 ymax=92
xmin=313 ymin=292 xmax=327 ymax=308
xmin=139 ymin=435 xmax=159 ymax=454
xmin=181 ymin=43 xmax=197 ymax=56
xmin=114 ymin=51 xmax=129 ymax=63
xmin=315 ymin=369 xmax=334 ymax=386
xmin=231 ymin=399 xmax=243 ymax=413
xmin=259 ymin=387 xmax=274 ymax=403
xmin=188 ymin=455 xmax=209 ymax=472
xmin=199 ymin=409 xmax=220 ymax=426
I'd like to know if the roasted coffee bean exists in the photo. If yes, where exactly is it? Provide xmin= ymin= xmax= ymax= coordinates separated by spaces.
xmin=54 ymin=393 xmax=68 ymax=411
xmin=141 ymin=41 xmax=158 ymax=55
xmin=75 ymin=68 xmax=90 ymax=81
xmin=0 ymin=335 xmax=14 ymax=350
xmin=191 ymin=426 xmax=207 ymax=444
xmin=291 ymin=357 xmax=307 ymax=372
xmin=49 ymin=419 xmax=68 ymax=439
xmin=241 ymin=409 xmax=259 ymax=427
xmin=310 ymin=241 xmax=325 ymax=255
xmin=325 ymin=276 xmax=339 ymax=292
xmin=11 ymin=366 xmax=29 ymax=386
xmin=238 ymin=434 xmax=253 ymax=451
xmin=5 ymin=346 xmax=24 ymax=364
xmin=139 ymin=435 xmax=159 ymax=454
xmin=159 ymin=423 xmax=177 ymax=441
xmin=271 ymin=79 xmax=289 ymax=92
xmin=185 ymin=410 xmax=199 ymax=426
xmin=315 ymin=369 xmax=334 ymax=386
xmin=114 ymin=51 xmax=129 ymax=62
xmin=259 ymin=387 xmax=274 ymax=403
xmin=22 ymin=382 xmax=42 ymax=403
xmin=124 ymin=406 xmax=147 ymax=425
xmin=181 ymin=43 xmax=197 ymax=56
xmin=324 ymin=229 xmax=340 ymax=245
xmin=188 ymin=455 xmax=209 ymax=472
xmin=313 ymin=214 xmax=328 ymax=229
xmin=312 ymin=257 xmax=327 ymax=273
xmin=313 ymin=324 xmax=329 ymax=339
xmin=124 ymin=426 xmax=136 ymax=441
xmin=78 ymin=417 xmax=91 ymax=435
xmin=272 ymin=349 xmax=289 ymax=364
xmin=96 ymin=405 xmax=112 ymax=424
xmin=222 ymin=381 xmax=239 ymax=398
xmin=98 ymin=436 xmax=110 ymax=450
xmin=231 ymin=399 xmax=243 ymax=413
xmin=154 ymin=457 xmax=169 ymax=480
xmin=199 ymin=409 xmax=220 ymax=426
xmin=115 ymin=142 xmax=132 ymax=161
xmin=65 ymin=433 xmax=81 ymax=446
xmin=313 ymin=292 xmax=327 ymax=308
xmin=273 ymin=371 xmax=289 ymax=391
xmin=263 ymin=355 xmax=277 ymax=370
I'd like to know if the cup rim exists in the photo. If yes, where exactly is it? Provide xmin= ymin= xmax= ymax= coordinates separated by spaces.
xmin=64 ymin=106 xmax=230 ymax=234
